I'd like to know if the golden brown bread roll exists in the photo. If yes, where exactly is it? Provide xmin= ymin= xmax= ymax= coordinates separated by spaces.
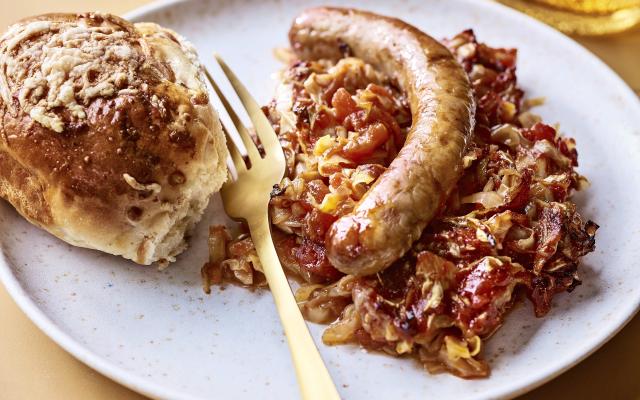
xmin=0 ymin=13 xmax=227 ymax=265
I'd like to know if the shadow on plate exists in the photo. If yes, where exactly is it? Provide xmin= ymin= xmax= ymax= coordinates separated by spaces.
xmin=518 ymin=311 xmax=640 ymax=399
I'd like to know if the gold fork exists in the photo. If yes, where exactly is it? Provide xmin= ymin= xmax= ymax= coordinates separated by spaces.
xmin=205 ymin=54 xmax=341 ymax=400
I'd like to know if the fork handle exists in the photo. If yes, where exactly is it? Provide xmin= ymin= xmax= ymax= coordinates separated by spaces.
xmin=248 ymin=216 xmax=341 ymax=400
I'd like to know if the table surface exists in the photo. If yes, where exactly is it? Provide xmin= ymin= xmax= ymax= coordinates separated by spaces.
xmin=1 ymin=1 xmax=639 ymax=399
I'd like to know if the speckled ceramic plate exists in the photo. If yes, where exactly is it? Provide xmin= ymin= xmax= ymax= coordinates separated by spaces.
xmin=1 ymin=0 xmax=640 ymax=399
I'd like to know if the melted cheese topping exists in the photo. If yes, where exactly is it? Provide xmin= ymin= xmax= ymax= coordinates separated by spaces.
xmin=135 ymin=22 xmax=205 ymax=93
xmin=123 ymin=173 xmax=162 ymax=194
xmin=0 ymin=14 xmax=207 ymax=133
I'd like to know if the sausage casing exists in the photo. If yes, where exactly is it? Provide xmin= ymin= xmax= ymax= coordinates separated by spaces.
xmin=289 ymin=7 xmax=475 ymax=275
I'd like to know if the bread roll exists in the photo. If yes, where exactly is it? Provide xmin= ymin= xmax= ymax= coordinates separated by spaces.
xmin=0 ymin=13 xmax=227 ymax=265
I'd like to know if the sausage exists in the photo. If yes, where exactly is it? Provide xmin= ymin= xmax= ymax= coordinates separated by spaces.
xmin=289 ymin=7 xmax=475 ymax=276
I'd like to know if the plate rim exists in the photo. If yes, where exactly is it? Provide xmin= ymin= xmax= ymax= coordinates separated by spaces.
xmin=1 ymin=0 xmax=639 ymax=399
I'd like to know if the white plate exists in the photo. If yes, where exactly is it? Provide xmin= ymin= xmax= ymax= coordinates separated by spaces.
xmin=2 ymin=0 xmax=640 ymax=399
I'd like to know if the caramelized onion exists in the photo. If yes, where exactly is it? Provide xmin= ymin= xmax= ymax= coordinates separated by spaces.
xmin=461 ymin=191 xmax=504 ymax=209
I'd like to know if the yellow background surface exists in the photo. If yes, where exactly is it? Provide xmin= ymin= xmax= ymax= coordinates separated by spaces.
xmin=1 ymin=1 xmax=639 ymax=399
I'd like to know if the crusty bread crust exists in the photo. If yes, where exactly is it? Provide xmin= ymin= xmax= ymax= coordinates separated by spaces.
xmin=0 ymin=13 xmax=227 ymax=264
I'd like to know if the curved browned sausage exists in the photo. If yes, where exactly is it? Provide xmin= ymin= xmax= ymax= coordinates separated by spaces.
xmin=289 ymin=7 xmax=475 ymax=276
